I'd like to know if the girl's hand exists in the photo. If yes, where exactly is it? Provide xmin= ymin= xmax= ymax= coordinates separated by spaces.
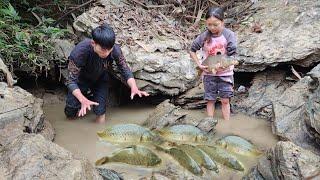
xmin=198 ymin=64 xmax=209 ymax=73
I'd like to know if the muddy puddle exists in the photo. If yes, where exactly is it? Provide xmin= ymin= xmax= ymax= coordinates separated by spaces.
xmin=44 ymin=103 xmax=278 ymax=179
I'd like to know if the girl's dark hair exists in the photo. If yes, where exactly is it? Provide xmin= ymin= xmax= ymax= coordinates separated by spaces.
xmin=205 ymin=7 xmax=224 ymax=44
xmin=91 ymin=24 xmax=115 ymax=50
xmin=205 ymin=7 xmax=224 ymax=20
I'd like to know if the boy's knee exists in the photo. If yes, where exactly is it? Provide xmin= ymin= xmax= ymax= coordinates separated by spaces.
xmin=64 ymin=106 xmax=78 ymax=118
xmin=93 ymin=106 xmax=106 ymax=116
xmin=220 ymin=98 xmax=230 ymax=105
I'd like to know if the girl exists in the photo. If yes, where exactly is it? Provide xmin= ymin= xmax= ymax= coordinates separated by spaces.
xmin=189 ymin=7 xmax=237 ymax=121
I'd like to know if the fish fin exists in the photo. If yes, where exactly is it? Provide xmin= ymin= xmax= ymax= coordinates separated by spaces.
xmin=154 ymin=144 xmax=168 ymax=153
xmin=95 ymin=156 xmax=110 ymax=166
xmin=97 ymin=131 xmax=105 ymax=138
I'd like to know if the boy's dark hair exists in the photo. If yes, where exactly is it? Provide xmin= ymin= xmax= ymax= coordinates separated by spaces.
xmin=205 ymin=7 xmax=224 ymax=21
xmin=91 ymin=24 xmax=115 ymax=49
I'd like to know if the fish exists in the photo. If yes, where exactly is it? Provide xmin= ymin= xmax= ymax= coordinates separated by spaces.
xmin=97 ymin=124 xmax=157 ymax=143
xmin=155 ymin=145 xmax=203 ymax=175
xmin=156 ymin=125 xmax=208 ymax=143
xmin=176 ymin=144 xmax=218 ymax=172
xmin=197 ymin=145 xmax=245 ymax=171
xmin=95 ymin=145 xmax=161 ymax=167
xmin=200 ymin=55 xmax=239 ymax=75
xmin=215 ymin=135 xmax=262 ymax=156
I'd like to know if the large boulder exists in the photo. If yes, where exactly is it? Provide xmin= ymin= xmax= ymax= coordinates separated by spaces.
xmin=272 ymin=64 xmax=320 ymax=153
xmin=72 ymin=1 xmax=198 ymax=96
xmin=0 ymin=82 xmax=55 ymax=145
xmin=304 ymin=64 xmax=320 ymax=145
xmin=121 ymin=44 xmax=198 ymax=95
xmin=232 ymin=70 xmax=292 ymax=119
xmin=243 ymin=141 xmax=320 ymax=180
xmin=0 ymin=134 xmax=102 ymax=180
xmin=237 ymin=0 xmax=320 ymax=72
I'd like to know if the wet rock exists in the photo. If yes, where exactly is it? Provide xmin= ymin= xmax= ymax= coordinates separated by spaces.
xmin=304 ymin=65 xmax=320 ymax=145
xmin=174 ymin=82 xmax=206 ymax=109
xmin=97 ymin=168 xmax=123 ymax=180
xmin=42 ymin=90 xmax=66 ymax=106
xmin=196 ymin=117 xmax=218 ymax=133
xmin=38 ymin=119 xmax=55 ymax=141
xmin=272 ymin=64 xmax=320 ymax=153
xmin=237 ymin=0 xmax=320 ymax=72
xmin=0 ymin=83 xmax=55 ymax=145
xmin=272 ymin=76 xmax=316 ymax=151
xmin=232 ymin=70 xmax=292 ymax=119
xmin=243 ymin=141 xmax=320 ymax=180
xmin=142 ymin=100 xmax=188 ymax=130
xmin=243 ymin=156 xmax=274 ymax=180
xmin=0 ymin=134 xmax=102 ymax=180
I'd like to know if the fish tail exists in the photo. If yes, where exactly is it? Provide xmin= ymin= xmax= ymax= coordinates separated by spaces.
xmin=253 ymin=149 xmax=263 ymax=156
xmin=95 ymin=156 xmax=109 ymax=166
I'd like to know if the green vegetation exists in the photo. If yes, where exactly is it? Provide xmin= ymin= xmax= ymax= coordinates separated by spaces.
xmin=0 ymin=1 xmax=67 ymax=75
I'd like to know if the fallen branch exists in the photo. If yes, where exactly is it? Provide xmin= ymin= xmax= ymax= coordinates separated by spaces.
xmin=0 ymin=57 xmax=15 ymax=87
xmin=291 ymin=66 xmax=302 ymax=80
xmin=53 ymin=0 xmax=96 ymax=26
xmin=128 ymin=0 xmax=174 ymax=9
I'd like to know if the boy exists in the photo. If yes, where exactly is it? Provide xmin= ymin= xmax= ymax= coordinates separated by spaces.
xmin=65 ymin=24 xmax=149 ymax=123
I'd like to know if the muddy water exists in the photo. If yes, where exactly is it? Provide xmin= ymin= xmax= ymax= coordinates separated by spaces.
xmin=44 ymin=103 xmax=278 ymax=180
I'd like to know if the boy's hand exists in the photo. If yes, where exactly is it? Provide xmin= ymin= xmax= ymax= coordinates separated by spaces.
xmin=130 ymin=88 xmax=149 ymax=100
xmin=78 ymin=99 xmax=99 ymax=117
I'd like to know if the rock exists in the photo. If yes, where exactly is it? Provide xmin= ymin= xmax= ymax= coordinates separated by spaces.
xmin=304 ymin=65 xmax=320 ymax=145
xmin=243 ymin=141 xmax=320 ymax=180
xmin=142 ymin=100 xmax=188 ymax=130
xmin=96 ymin=168 xmax=123 ymax=180
xmin=196 ymin=117 xmax=218 ymax=133
xmin=73 ymin=6 xmax=102 ymax=33
xmin=38 ymin=119 xmax=55 ymax=141
xmin=237 ymin=85 xmax=246 ymax=93
xmin=232 ymin=70 xmax=292 ymax=119
xmin=0 ymin=83 xmax=55 ymax=145
xmin=52 ymin=39 xmax=74 ymax=60
xmin=271 ymin=65 xmax=320 ymax=153
xmin=272 ymin=75 xmax=317 ymax=151
xmin=0 ymin=134 xmax=102 ymax=180
xmin=42 ymin=91 xmax=66 ymax=106
xmin=237 ymin=0 xmax=320 ymax=72
xmin=73 ymin=2 xmax=198 ymax=96
xmin=121 ymin=45 xmax=198 ymax=95
xmin=174 ymin=82 xmax=206 ymax=109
